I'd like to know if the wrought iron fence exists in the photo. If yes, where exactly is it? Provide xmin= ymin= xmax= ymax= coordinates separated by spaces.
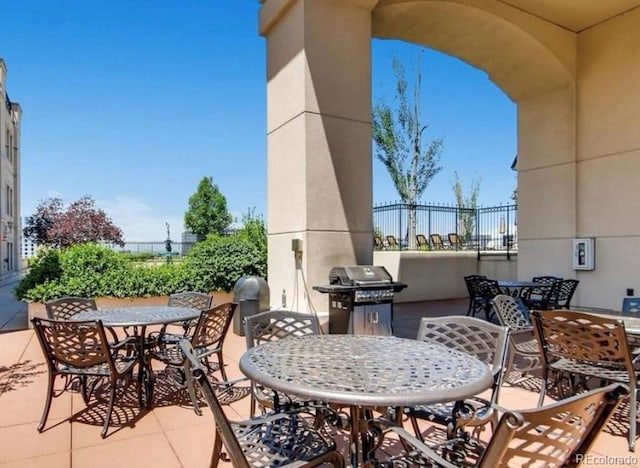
xmin=373 ymin=201 xmax=517 ymax=257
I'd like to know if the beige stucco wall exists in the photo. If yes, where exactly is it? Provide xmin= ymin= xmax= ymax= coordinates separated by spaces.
xmin=374 ymin=251 xmax=517 ymax=303
xmin=262 ymin=0 xmax=377 ymax=312
xmin=262 ymin=1 xmax=640 ymax=311
xmin=571 ymin=8 xmax=640 ymax=308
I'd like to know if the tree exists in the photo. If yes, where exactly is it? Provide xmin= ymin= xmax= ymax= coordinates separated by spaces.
xmin=452 ymin=171 xmax=481 ymax=243
xmin=372 ymin=50 xmax=443 ymax=248
xmin=235 ymin=207 xmax=266 ymax=256
xmin=184 ymin=176 xmax=233 ymax=240
xmin=23 ymin=196 xmax=124 ymax=247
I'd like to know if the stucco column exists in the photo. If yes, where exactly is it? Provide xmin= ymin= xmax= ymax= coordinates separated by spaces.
xmin=260 ymin=0 xmax=376 ymax=313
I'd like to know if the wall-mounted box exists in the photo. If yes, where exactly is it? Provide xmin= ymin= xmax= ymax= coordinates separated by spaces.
xmin=573 ymin=238 xmax=595 ymax=270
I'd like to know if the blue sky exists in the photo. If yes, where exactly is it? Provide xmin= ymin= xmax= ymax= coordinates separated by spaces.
xmin=1 ymin=1 xmax=516 ymax=241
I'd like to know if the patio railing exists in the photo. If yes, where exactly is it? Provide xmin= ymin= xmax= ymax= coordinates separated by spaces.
xmin=373 ymin=201 xmax=518 ymax=258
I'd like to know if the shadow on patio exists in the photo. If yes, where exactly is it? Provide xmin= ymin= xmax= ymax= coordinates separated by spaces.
xmin=0 ymin=299 xmax=637 ymax=467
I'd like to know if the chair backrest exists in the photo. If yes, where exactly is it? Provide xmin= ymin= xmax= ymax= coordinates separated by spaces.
xmin=491 ymin=294 xmax=531 ymax=330
xmin=168 ymin=291 xmax=213 ymax=311
xmin=463 ymin=275 xmax=487 ymax=297
xmin=374 ymin=235 xmax=384 ymax=249
xmin=32 ymin=317 xmax=112 ymax=370
xmin=386 ymin=235 xmax=399 ymax=248
xmin=191 ymin=302 xmax=237 ymax=350
xmin=44 ymin=296 xmax=97 ymax=321
xmin=244 ymin=309 xmax=321 ymax=350
xmin=179 ymin=339 xmax=251 ymax=468
xmin=550 ymin=279 xmax=579 ymax=308
xmin=416 ymin=234 xmax=428 ymax=248
xmin=448 ymin=233 xmax=462 ymax=249
xmin=532 ymin=276 xmax=563 ymax=284
xmin=622 ymin=297 xmax=640 ymax=315
xmin=478 ymin=383 xmax=628 ymax=467
xmin=530 ymin=309 xmax=635 ymax=377
xmin=430 ymin=234 xmax=444 ymax=249
xmin=473 ymin=278 xmax=503 ymax=300
xmin=417 ymin=316 xmax=509 ymax=402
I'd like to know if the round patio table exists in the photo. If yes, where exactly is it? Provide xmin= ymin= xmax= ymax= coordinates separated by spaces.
xmin=74 ymin=306 xmax=200 ymax=408
xmin=498 ymin=280 xmax=549 ymax=297
xmin=240 ymin=334 xmax=492 ymax=466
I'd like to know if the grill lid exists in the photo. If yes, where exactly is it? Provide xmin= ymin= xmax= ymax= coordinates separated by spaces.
xmin=329 ymin=265 xmax=392 ymax=286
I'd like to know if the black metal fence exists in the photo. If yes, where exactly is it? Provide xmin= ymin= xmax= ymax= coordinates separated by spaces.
xmin=373 ymin=201 xmax=517 ymax=257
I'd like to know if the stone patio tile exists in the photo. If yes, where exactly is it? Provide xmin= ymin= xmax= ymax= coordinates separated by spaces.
xmin=0 ymin=374 xmax=70 ymax=427
xmin=72 ymin=432 xmax=182 ymax=468
xmin=70 ymin=390 xmax=165 ymax=449
xmin=0 ymin=418 xmax=69 ymax=464
xmin=0 ymin=451 xmax=69 ymax=468
xmin=164 ymin=423 xmax=219 ymax=468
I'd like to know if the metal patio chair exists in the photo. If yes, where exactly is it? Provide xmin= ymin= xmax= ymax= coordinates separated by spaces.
xmin=45 ymin=296 xmax=98 ymax=320
xmin=44 ymin=296 xmax=123 ymax=343
xmin=179 ymin=339 xmax=345 ymax=468
xmin=373 ymin=383 xmax=627 ymax=467
xmin=531 ymin=309 xmax=639 ymax=451
xmin=244 ymin=309 xmax=322 ymax=416
xmin=32 ymin=317 xmax=140 ymax=438
xmin=467 ymin=278 xmax=504 ymax=320
xmin=546 ymin=279 xmax=580 ymax=309
xmin=490 ymin=294 xmax=541 ymax=378
xmin=463 ymin=275 xmax=487 ymax=317
xmin=519 ymin=276 xmax=562 ymax=310
xmin=374 ymin=235 xmax=385 ymax=250
xmin=160 ymin=291 xmax=213 ymax=341
xmin=147 ymin=302 xmax=236 ymax=414
xmin=406 ymin=316 xmax=509 ymax=440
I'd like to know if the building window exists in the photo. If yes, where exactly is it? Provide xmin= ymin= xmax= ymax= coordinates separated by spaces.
xmin=5 ymin=185 xmax=12 ymax=216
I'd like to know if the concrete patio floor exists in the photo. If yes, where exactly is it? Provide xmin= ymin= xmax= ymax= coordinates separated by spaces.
xmin=0 ymin=299 xmax=638 ymax=467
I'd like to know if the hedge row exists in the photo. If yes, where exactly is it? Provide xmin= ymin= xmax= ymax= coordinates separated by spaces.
xmin=16 ymin=235 xmax=267 ymax=302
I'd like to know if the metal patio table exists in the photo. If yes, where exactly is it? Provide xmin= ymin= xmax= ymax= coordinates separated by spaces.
xmin=73 ymin=306 xmax=200 ymax=408
xmin=497 ymin=280 xmax=549 ymax=297
xmin=239 ymin=334 xmax=493 ymax=467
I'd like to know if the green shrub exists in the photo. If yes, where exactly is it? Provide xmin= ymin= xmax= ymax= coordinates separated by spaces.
xmin=16 ymin=237 xmax=265 ymax=302
xmin=120 ymin=251 xmax=155 ymax=262
xmin=14 ymin=248 xmax=62 ymax=301
xmin=183 ymin=235 xmax=266 ymax=292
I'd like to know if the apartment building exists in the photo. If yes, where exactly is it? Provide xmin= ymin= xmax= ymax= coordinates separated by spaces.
xmin=0 ymin=59 xmax=21 ymax=274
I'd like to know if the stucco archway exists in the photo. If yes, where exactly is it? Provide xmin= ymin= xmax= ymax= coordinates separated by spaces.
xmin=260 ymin=0 xmax=640 ymax=310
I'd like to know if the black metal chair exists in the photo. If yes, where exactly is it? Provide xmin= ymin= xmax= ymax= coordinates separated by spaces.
xmin=32 ymin=317 xmax=140 ymax=438
xmin=467 ymin=277 xmax=504 ymax=320
xmin=147 ymin=303 xmax=236 ymax=414
xmin=463 ymin=275 xmax=487 ymax=317
xmin=546 ymin=279 xmax=579 ymax=309
xmin=520 ymin=276 xmax=563 ymax=310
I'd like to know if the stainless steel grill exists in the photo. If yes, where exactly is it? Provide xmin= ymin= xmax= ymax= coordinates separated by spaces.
xmin=314 ymin=265 xmax=406 ymax=335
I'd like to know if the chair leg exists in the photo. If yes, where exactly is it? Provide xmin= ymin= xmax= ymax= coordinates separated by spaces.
xmin=409 ymin=414 xmax=424 ymax=442
xmin=183 ymin=363 xmax=202 ymax=416
xmin=101 ymin=378 xmax=117 ymax=438
xmin=216 ymin=350 xmax=228 ymax=381
xmin=537 ymin=368 xmax=549 ymax=407
xmin=210 ymin=429 xmax=223 ymax=468
xmin=629 ymin=382 xmax=637 ymax=452
xmin=37 ymin=372 xmax=56 ymax=433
